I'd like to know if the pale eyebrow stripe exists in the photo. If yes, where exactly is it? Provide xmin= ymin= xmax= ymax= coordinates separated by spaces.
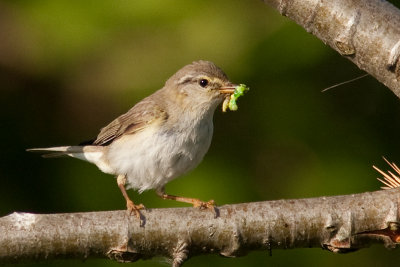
xmin=212 ymin=77 xmax=224 ymax=86
xmin=177 ymin=75 xmax=225 ymax=86
xmin=177 ymin=74 xmax=195 ymax=84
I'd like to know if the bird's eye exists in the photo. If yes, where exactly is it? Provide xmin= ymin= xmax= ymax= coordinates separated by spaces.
xmin=199 ymin=79 xmax=209 ymax=88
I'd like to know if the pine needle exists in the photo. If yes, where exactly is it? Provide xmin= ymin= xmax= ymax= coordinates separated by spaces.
xmin=374 ymin=157 xmax=400 ymax=189
xmin=321 ymin=74 xmax=369 ymax=92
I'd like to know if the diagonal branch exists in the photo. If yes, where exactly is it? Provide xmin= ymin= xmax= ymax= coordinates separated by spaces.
xmin=1 ymin=188 xmax=400 ymax=266
xmin=263 ymin=0 xmax=400 ymax=96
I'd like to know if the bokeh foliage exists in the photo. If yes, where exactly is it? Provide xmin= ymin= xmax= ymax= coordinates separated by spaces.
xmin=1 ymin=0 xmax=400 ymax=266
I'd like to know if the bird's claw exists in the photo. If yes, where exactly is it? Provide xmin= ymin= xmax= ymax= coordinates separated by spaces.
xmin=126 ymin=200 xmax=145 ymax=219
xmin=193 ymin=199 xmax=215 ymax=210
xmin=193 ymin=199 xmax=219 ymax=218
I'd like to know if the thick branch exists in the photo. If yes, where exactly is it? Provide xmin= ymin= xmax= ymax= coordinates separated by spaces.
xmin=1 ymin=189 xmax=400 ymax=266
xmin=263 ymin=0 xmax=400 ymax=96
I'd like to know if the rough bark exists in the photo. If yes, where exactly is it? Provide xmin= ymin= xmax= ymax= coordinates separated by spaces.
xmin=263 ymin=0 xmax=400 ymax=97
xmin=1 ymin=188 xmax=399 ymax=266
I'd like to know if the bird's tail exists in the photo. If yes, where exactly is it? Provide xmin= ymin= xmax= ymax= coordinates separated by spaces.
xmin=27 ymin=146 xmax=86 ymax=158
xmin=27 ymin=145 xmax=113 ymax=174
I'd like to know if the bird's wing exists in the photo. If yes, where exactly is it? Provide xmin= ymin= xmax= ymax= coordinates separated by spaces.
xmin=93 ymin=99 xmax=168 ymax=146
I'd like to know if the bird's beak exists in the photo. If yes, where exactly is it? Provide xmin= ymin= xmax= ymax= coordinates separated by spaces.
xmin=219 ymin=83 xmax=237 ymax=95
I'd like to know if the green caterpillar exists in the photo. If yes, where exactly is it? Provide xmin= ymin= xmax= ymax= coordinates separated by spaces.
xmin=222 ymin=84 xmax=249 ymax=112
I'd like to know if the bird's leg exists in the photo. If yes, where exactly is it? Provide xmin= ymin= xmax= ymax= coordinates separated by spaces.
xmin=117 ymin=174 xmax=145 ymax=218
xmin=155 ymin=186 xmax=215 ymax=210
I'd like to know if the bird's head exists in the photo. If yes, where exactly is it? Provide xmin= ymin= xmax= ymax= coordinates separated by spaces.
xmin=164 ymin=60 xmax=236 ymax=114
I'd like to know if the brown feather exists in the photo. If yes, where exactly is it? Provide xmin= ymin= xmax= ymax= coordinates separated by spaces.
xmin=93 ymin=96 xmax=168 ymax=146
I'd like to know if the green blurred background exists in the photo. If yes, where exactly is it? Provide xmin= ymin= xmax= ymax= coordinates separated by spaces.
xmin=1 ymin=0 xmax=400 ymax=266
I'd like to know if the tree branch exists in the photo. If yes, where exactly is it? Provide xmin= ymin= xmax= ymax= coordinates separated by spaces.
xmin=263 ymin=0 xmax=400 ymax=96
xmin=1 ymin=188 xmax=400 ymax=266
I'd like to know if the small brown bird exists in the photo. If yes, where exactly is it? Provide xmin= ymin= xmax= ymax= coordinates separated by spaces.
xmin=28 ymin=60 xmax=239 ymax=217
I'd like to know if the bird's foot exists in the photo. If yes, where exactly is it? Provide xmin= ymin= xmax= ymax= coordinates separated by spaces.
xmin=193 ymin=199 xmax=215 ymax=210
xmin=155 ymin=188 xmax=219 ymax=217
xmin=126 ymin=200 xmax=145 ymax=219
xmin=193 ymin=199 xmax=219 ymax=218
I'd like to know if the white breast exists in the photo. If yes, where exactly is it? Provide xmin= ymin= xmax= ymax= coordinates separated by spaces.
xmin=106 ymin=114 xmax=214 ymax=193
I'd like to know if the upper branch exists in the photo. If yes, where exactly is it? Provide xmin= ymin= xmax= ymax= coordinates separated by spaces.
xmin=263 ymin=0 xmax=400 ymax=96
xmin=1 ymin=188 xmax=400 ymax=266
